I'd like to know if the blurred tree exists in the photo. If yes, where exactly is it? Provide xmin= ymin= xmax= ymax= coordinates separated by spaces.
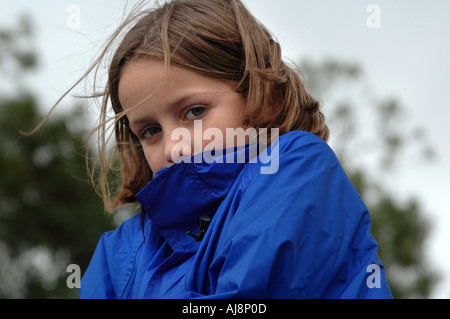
xmin=0 ymin=16 xmax=117 ymax=298
xmin=299 ymin=58 xmax=439 ymax=298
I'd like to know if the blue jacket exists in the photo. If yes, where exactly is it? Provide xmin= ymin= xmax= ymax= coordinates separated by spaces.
xmin=80 ymin=131 xmax=392 ymax=299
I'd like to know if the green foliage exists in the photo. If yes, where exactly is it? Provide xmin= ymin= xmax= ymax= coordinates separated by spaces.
xmin=370 ymin=194 xmax=437 ymax=298
xmin=0 ymin=17 xmax=117 ymax=298
xmin=0 ymin=14 xmax=38 ymax=72
xmin=0 ymin=94 xmax=117 ymax=298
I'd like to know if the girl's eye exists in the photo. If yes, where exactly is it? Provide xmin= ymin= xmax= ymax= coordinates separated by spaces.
xmin=185 ymin=106 xmax=205 ymax=120
xmin=141 ymin=126 xmax=161 ymax=139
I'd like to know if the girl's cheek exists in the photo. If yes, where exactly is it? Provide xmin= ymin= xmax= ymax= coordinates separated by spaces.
xmin=143 ymin=149 xmax=158 ymax=171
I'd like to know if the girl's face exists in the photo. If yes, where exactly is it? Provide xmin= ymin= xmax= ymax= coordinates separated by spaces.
xmin=118 ymin=59 xmax=248 ymax=174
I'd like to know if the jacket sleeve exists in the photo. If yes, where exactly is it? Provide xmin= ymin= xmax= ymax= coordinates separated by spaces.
xmin=79 ymin=233 xmax=116 ymax=299
xmin=207 ymin=133 xmax=392 ymax=299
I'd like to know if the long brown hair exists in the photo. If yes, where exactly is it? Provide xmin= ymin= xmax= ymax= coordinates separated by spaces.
xmin=35 ymin=0 xmax=329 ymax=213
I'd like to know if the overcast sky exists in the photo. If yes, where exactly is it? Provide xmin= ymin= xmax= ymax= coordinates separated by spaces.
xmin=1 ymin=0 xmax=449 ymax=298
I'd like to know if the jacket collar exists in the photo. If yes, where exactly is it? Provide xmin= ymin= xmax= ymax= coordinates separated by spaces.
xmin=136 ymin=144 xmax=258 ymax=254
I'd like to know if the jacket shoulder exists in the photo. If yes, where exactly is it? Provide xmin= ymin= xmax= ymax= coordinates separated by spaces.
xmin=101 ymin=213 xmax=147 ymax=277
xmin=102 ymin=212 xmax=144 ymax=248
xmin=209 ymin=131 xmax=391 ymax=298
xmin=278 ymin=130 xmax=336 ymax=161
xmin=80 ymin=213 xmax=145 ymax=298
xmin=244 ymin=130 xmax=339 ymax=179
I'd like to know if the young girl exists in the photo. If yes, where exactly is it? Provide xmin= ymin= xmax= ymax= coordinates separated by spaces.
xmin=73 ymin=0 xmax=392 ymax=298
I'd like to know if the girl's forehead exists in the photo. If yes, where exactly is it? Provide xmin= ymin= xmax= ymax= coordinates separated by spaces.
xmin=118 ymin=60 xmax=237 ymax=112
xmin=118 ymin=61 xmax=162 ymax=104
